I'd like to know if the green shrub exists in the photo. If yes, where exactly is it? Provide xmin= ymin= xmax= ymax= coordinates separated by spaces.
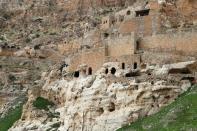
xmin=33 ymin=97 xmax=54 ymax=111
xmin=51 ymin=122 xmax=61 ymax=128
xmin=0 ymin=104 xmax=23 ymax=131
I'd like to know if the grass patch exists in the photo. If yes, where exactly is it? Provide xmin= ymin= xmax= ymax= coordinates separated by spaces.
xmin=51 ymin=122 xmax=61 ymax=128
xmin=0 ymin=104 xmax=23 ymax=131
xmin=33 ymin=97 xmax=54 ymax=111
xmin=117 ymin=85 xmax=197 ymax=131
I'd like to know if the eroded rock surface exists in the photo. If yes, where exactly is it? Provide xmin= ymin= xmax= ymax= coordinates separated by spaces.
xmin=9 ymin=61 xmax=196 ymax=131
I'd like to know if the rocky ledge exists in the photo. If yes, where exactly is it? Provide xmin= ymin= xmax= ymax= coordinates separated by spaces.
xmin=9 ymin=61 xmax=196 ymax=131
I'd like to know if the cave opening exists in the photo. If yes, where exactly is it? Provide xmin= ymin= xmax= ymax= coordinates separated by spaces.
xmin=108 ymin=102 xmax=115 ymax=112
xmin=135 ymin=9 xmax=150 ymax=17
xmin=111 ymin=67 xmax=116 ymax=75
xmin=74 ymin=71 xmax=79 ymax=78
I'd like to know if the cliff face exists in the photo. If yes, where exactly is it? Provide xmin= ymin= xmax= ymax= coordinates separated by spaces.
xmin=0 ymin=0 xmax=196 ymax=131
xmin=0 ymin=0 xmax=126 ymax=12
xmin=9 ymin=61 xmax=196 ymax=131
xmin=160 ymin=0 xmax=197 ymax=28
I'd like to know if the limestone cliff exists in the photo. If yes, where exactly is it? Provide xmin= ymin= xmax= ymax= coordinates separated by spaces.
xmin=0 ymin=0 xmax=196 ymax=131
xmin=9 ymin=61 xmax=196 ymax=131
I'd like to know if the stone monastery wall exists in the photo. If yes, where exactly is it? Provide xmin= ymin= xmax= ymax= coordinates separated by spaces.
xmin=48 ymin=0 xmax=197 ymax=76
xmin=69 ymin=33 xmax=138 ymax=73
xmin=140 ymin=31 xmax=197 ymax=56
xmin=105 ymin=54 xmax=141 ymax=69
xmin=118 ymin=15 xmax=161 ymax=36
xmin=69 ymin=47 xmax=106 ymax=73
xmin=106 ymin=33 xmax=136 ymax=57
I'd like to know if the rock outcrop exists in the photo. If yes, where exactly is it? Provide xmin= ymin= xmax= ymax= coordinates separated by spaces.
xmin=9 ymin=61 xmax=196 ymax=131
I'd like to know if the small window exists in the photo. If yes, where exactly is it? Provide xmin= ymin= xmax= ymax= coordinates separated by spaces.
xmin=104 ymin=33 xmax=109 ymax=38
xmin=134 ymin=62 xmax=138 ymax=69
xmin=127 ymin=10 xmax=131 ymax=15
xmin=136 ymin=40 xmax=140 ymax=50
xmin=88 ymin=67 xmax=92 ymax=75
xmin=105 ymin=68 xmax=109 ymax=74
xmin=122 ymin=63 xmax=125 ymax=69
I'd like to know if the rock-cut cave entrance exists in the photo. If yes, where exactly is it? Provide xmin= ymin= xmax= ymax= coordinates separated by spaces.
xmin=111 ymin=67 xmax=116 ymax=75
xmin=74 ymin=71 xmax=80 ymax=78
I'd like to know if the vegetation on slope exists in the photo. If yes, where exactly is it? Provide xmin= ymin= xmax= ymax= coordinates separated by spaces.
xmin=117 ymin=85 xmax=197 ymax=131
xmin=0 ymin=103 xmax=23 ymax=131
xmin=33 ymin=97 xmax=54 ymax=111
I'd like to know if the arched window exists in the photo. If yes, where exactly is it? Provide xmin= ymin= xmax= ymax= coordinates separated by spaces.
xmin=122 ymin=63 xmax=125 ymax=69
xmin=111 ymin=67 xmax=116 ymax=75
xmin=136 ymin=40 xmax=140 ymax=50
xmin=105 ymin=68 xmax=109 ymax=74
xmin=88 ymin=67 xmax=92 ymax=75
xmin=134 ymin=62 xmax=138 ymax=69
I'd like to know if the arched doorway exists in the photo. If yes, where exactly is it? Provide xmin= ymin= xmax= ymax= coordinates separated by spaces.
xmin=111 ymin=67 xmax=116 ymax=75
xmin=74 ymin=71 xmax=79 ymax=78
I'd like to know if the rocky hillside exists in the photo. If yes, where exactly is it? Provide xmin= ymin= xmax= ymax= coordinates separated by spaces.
xmin=118 ymin=85 xmax=197 ymax=130
xmin=0 ymin=0 xmax=196 ymax=49
xmin=9 ymin=61 xmax=197 ymax=131
xmin=0 ymin=0 xmax=196 ymax=131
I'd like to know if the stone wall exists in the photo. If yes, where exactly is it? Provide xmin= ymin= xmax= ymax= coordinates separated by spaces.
xmin=69 ymin=33 xmax=138 ymax=73
xmin=140 ymin=31 xmax=197 ymax=56
xmin=141 ymin=51 xmax=196 ymax=65
xmin=105 ymin=54 xmax=141 ymax=69
xmin=101 ymin=15 xmax=115 ymax=31
xmin=118 ymin=14 xmax=161 ymax=36
xmin=82 ymin=29 xmax=102 ymax=47
xmin=100 ymin=0 xmax=161 ymax=36
xmin=69 ymin=53 xmax=82 ymax=72
xmin=81 ymin=47 xmax=106 ymax=73
xmin=106 ymin=33 xmax=136 ymax=56
xmin=69 ymin=47 xmax=106 ymax=73
xmin=0 ymin=47 xmax=15 ymax=56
